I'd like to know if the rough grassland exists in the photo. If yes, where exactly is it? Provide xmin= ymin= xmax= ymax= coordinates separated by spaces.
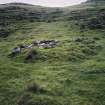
xmin=0 ymin=19 xmax=105 ymax=105
xmin=0 ymin=1 xmax=105 ymax=104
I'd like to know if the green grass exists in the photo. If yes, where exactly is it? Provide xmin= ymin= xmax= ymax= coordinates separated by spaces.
xmin=0 ymin=1 xmax=105 ymax=105
xmin=0 ymin=20 xmax=105 ymax=105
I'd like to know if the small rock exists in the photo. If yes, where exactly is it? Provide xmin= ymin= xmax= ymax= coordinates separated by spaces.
xmin=25 ymin=49 xmax=38 ymax=62
xmin=9 ymin=47 xmax=21 ymax=57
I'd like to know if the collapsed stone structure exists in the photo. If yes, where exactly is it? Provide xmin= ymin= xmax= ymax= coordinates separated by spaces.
xmin=9 ymin=40 xmax=59 ymax=57
xmin=32 ymin=40 xmax=59 ymax=48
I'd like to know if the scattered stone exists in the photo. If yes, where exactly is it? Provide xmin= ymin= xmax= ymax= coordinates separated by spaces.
xmin=9 ymin=46 xmax=21 ymax=57
xmin=26 ymin=44 xmax=33 ymax=49
xmin=25 ymin=49 xmax=38 ymax=62
xmin=18 ymin=44 xmax=27 ymax=49
xmin=32 ymin=40 xmax=40 ymax=46
xmin=32 ymin=40 xmax=59 ymax=49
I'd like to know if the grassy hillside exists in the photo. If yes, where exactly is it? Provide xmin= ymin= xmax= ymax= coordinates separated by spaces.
xmin=0 ymin=1 xmax=105 ymax=105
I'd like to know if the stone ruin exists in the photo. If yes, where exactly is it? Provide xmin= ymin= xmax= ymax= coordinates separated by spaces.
xmin=8 ymin=46 xmax=21 ymax=57
xmin=32 ymin=40 xmax=59 ymax=49
xmin=9 ymin=40 xmax=59 ymax=57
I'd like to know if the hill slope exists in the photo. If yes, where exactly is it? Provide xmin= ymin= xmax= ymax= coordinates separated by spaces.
xmin=0 ymin=1 xmax=105 ymax=105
